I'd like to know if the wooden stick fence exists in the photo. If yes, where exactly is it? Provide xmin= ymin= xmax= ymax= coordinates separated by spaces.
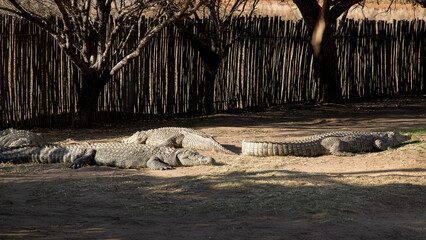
xmin=1 ymin=15 xmax=425 ymax=127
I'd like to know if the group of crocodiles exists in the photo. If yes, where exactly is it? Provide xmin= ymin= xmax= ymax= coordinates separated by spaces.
xmin=0 ymin=127 xmax=411 ymax=170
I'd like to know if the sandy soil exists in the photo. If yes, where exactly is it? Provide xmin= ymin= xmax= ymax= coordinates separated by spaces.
xmin=1 ymin=97 xmax=425 ymax=239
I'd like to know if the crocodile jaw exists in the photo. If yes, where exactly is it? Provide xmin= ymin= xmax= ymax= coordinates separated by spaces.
xmin=387 ymin=132 xmax=411 ymax=146
xmin=176 ymin=150 xmax=215 ymax=166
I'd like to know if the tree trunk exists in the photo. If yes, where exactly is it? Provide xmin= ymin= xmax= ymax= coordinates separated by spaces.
xmin=73 ymin=72 xmax=110 ymax=128
xmin=314 ymin=22 xmax=342 ymax=102
xmin=188 ymin=55 xmax=201 ymax=115
xmin=202 ymin=56 xmax=221 ymax=114
xmin=293 ymin=0 xmax=342 ymax=103
xmin=203 ymin=62 xmax=219 ymax=114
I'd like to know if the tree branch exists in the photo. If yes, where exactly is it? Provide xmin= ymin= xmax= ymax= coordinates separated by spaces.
xmin=2 ymin=0 xmax=95 ymax=75
xmin=53 ymin=0 xmax=75 ymax=49
xmin=100 ymin=1 xmax=145 ymax=71
xmin=110 ymin=0 xmax=205 ymax=75
xmin=174 ymin=19 xmax=212 ymax=56
xmin=0 ymin=6 xmax=22 ymax=16
xmin=293 ymin=0 xmax=321 ymax=32
xmin=4 ymin=0 xmax=61 ymax=36
xmin=329 ymin=0 xmax=364 ymax=20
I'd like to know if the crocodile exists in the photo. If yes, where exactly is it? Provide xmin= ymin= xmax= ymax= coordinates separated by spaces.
xmin=242 ymin=131 xmax=411 ymax=157
xmin=123 ymin=127 xmax=235 ymax=154
xmin=0 ymin=128 xmax=46 ymax=149
xmin=0 ymin=142 xmax=215 ymax=170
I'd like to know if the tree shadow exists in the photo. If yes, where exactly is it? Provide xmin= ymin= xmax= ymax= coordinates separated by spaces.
xmin=0 ymin=165 xmax=424 ymax=239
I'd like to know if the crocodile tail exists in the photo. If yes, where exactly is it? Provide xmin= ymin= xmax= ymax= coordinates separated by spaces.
xmin=182 ymin=135 xmax=235 ymax=154
xmin=242 ymin=140 xmax=271 ymax=156
xmin=242 ymin=140 xmax=296 ymax=156
xmin=243 ymin=140 xmax=326 ymax=156
xmin=211 ymin=141 xmax=235 ymax=155
xmin=242 ymin=140 xmax=279 ymax=156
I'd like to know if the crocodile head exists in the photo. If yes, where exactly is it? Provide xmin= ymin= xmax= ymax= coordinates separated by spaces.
xmin=386 ymin=132 xmax=411 ymax=146
xmin=175 ymin=149 xmax=215 ymax=166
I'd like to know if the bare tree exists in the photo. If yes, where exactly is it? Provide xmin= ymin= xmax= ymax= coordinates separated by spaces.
xmin=0 ymin=0 xmax=203 ymax=127
xmin=173 ymin=0 xmax=260 ymax=114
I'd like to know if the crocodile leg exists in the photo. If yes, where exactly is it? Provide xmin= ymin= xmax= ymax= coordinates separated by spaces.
xmin=146 ymin=156 xmax=174 ymax=170
xmin=322 ymin=138 xmax=356 ymax=156
xmin=373 ymin=139 xmax=392 ymax=151
xmin=157 ymin=134 xmax=185 ymax=148
xmin=69 ymin=149 xmax=96 ymax=169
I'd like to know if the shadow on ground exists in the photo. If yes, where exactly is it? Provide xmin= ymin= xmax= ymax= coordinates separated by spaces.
xmin=0 ymin=165 xmax=425 ymax=240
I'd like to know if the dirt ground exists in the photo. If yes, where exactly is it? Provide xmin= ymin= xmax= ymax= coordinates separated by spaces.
xmin=1 ymin=97 xmax=425 ymax=240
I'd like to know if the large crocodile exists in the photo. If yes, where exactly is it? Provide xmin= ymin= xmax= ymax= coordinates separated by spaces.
xmin=242 ymin=131 xmax=411 ymax=156
xmin=0 ymin=128 xmax=46 ymax=149
xmin=123 ymin=127 xmax=235 ymax=154
xmin=0 ymin=142 xmax=215 ymax=170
